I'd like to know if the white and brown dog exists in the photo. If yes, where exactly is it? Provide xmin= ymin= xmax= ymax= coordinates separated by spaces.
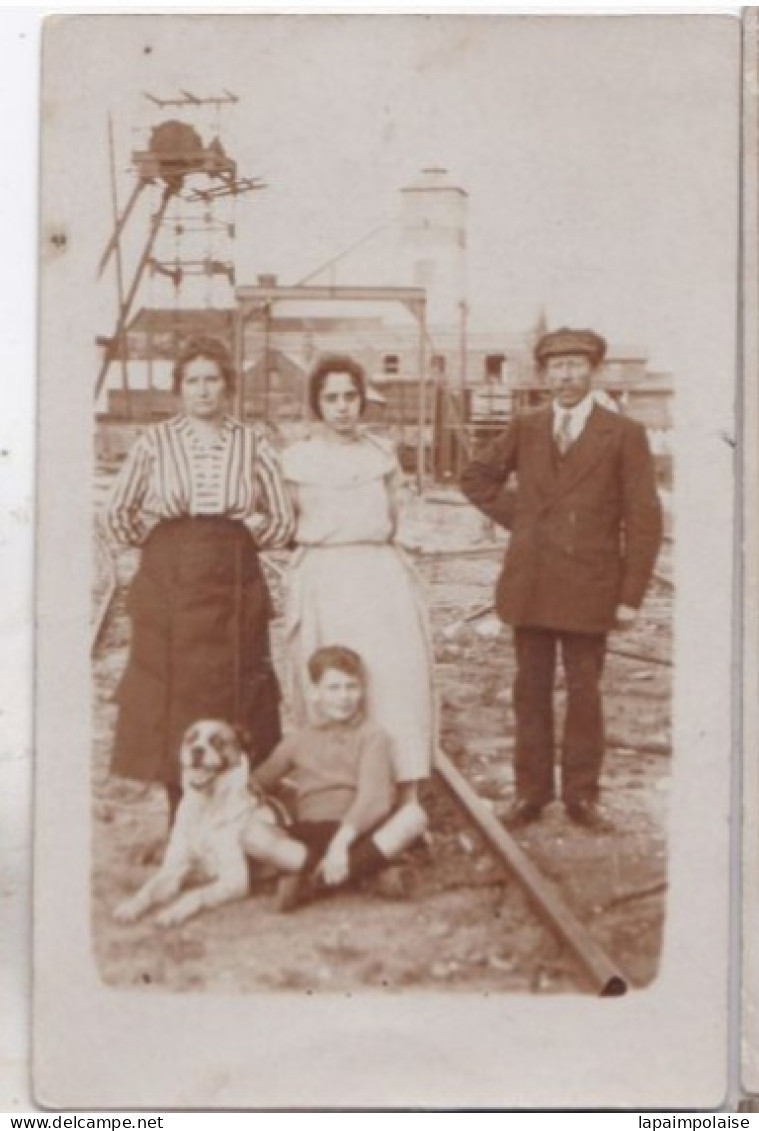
xmin=113 ymin=720 xmax=288 ymax=928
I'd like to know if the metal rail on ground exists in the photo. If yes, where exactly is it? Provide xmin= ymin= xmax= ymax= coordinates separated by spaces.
xmin=403 ymin=536 xmax=674 ymax=593
xmin=433 ymin=747 xmax=629 ymax=996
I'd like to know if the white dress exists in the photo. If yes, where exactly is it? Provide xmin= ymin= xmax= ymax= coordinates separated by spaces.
xmin=282 ymin=431 xmax=435 ymax=783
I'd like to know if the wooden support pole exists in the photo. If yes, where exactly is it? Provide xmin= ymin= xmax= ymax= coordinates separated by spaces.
xmin=106 ymin=115 xmax=131 ymax=417
xmin=607 ymin=645 xmax=672 ymax=669
xmin=233 ymin=307 xmax=245 ymax=421
xmin=97 ymin=178 xmax=146 ymax=279
xmin=416 ymin=303 xmax=427 ymax=494
xmin=433 ymin=748 xmax=628 ymax=996
xmin=95 ymin=186 xmax=174 ymax=400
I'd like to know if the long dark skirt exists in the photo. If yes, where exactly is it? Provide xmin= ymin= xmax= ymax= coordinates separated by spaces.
xmin=111 ymin=517 xmax=282 ymax=787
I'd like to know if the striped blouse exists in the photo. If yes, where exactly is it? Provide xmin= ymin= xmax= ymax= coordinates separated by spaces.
xmin=105 ymin=415 xmax=295 ymax=549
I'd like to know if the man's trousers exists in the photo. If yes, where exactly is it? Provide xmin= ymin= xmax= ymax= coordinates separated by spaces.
xmin=512 ymin=626 xmax=607 ymax=807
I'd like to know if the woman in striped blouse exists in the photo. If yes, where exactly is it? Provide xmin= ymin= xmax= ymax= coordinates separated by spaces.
xmin=105 ymin=336 xmax=295 ymax=825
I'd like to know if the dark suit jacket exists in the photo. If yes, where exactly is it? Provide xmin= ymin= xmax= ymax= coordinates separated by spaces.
xmin=460 ymin=404 xmax=663 ymax=633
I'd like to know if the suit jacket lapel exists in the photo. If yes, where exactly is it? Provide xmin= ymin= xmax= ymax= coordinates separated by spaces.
xmin=529 ymin=407 xmax=559 ymax=501
xmin=546 ymin=405 xmax=615 ymax=505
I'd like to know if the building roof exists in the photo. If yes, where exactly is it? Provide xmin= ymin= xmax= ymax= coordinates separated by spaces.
xmin=126 ymin=307 xmax=235 ymax=335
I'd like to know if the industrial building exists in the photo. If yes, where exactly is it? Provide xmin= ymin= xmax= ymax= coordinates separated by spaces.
xmin=98 ymin=153 xmax=673 ymax=482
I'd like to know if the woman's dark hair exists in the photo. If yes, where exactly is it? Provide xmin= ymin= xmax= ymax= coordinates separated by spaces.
xmin=172 ymin=336 xmax=237 ymax=397
xmin=307 ymin=354 xmax=367 ymax=419
xmin=307 ymin=645 xmax=366 ymax=687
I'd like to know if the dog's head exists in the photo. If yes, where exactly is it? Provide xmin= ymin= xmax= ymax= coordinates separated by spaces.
xmin=179 ymin=720 xmax=250 ymax=793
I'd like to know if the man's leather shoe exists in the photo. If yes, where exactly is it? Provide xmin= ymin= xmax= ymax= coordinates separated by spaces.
xmin=502 ymin=800 xmax=543 ymax=828
xmin=565 ymin=800 xmax=614 ymax=832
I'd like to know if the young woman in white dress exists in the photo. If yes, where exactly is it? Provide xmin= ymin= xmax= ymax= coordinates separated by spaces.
xmin=282 ymin=355 xmax=435 ymax=805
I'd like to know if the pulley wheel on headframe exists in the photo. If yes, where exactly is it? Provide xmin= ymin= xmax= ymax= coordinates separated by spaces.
xmin=148 ymin=120 xmax=206 ymax=187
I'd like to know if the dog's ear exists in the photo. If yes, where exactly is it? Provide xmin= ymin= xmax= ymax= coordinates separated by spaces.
xmin=232 ymin=725 xmax=271 ymax=769
xmin=183 ymin=724 xmax=200 ymax=747
xmin=233 ymin=725 xmax=254 ymax=757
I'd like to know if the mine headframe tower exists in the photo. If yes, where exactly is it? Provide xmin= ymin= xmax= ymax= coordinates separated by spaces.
xmin=95 ymin=90 xmax=265 ymax=401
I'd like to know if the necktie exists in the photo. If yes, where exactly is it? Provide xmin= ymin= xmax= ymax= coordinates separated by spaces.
xmin=556 ymin=410 xmax=574 ymax=456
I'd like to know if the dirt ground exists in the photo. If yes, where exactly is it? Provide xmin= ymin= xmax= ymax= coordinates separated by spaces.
xmin=92 ymin=475 xmax=671 ymax=995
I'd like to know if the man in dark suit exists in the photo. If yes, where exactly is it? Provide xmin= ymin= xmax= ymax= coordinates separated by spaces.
xmin=460 ymin=327 xmax=663 ymax=831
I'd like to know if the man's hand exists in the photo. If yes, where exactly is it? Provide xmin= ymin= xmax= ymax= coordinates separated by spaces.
xmin=614 ymin=603 xmax=638 ymax=631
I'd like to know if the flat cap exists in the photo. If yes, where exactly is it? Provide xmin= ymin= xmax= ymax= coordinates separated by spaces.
xmin=534 ymin=327 xmax=607 ymax=367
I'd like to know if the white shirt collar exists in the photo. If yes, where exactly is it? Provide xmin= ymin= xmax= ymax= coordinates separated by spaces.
xmin=552 ymin=393 xmax=595 ymax=437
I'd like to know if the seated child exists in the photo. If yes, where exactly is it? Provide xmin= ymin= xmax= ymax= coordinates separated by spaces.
xmin=247 ymin=645 xmax=427 ymax=911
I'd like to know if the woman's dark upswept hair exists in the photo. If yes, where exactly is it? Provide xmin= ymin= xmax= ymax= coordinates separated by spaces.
xmin=308 ymin=354 xmax=367 ymax=419
xmin=172 ymin=336 xmax=237 ymax=397
xmin=307 ymin=645 xmax=366 ymax=686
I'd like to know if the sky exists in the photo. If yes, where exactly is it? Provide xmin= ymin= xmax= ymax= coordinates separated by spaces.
xmin=46 ymin=13 xmax=741 ymax=379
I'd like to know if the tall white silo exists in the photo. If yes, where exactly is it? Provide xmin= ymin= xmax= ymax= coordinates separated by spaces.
xmin=399 ymin=167 xmax=468 ymax=331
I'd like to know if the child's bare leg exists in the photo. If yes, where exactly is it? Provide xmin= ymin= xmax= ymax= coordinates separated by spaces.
xmin=396 ymin=780 xmax=420 ymax=806
xmin=339 ymin=801 xmax=428 ymax=892
xmin=372 ymin=800 xmax=428 ymax=859
xmin=243 ymin=824 xmax=308 ymax=873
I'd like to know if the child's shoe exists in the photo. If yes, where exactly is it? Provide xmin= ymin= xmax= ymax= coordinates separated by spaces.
xmin=274 ymin=872 xmax=307 ymax=913
xmin=275 ymin=870 xmax=322 ymax=913
xmin=371 ymin=865 xmax=409 ymax=901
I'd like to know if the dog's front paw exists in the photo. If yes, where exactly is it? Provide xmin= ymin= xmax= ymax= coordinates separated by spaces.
xmin=155 ymin=902 xmax=193 ymax=928
xmin=113 ymin=898 xmax=143 ymax=923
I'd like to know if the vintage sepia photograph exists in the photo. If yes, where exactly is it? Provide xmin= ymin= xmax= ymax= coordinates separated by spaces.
xmin=35 ymin=13 xmax=738 ymax=1109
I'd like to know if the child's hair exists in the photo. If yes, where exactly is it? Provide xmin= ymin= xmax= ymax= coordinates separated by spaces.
xmin=307 ymin=645 xmax=366 ymax=686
